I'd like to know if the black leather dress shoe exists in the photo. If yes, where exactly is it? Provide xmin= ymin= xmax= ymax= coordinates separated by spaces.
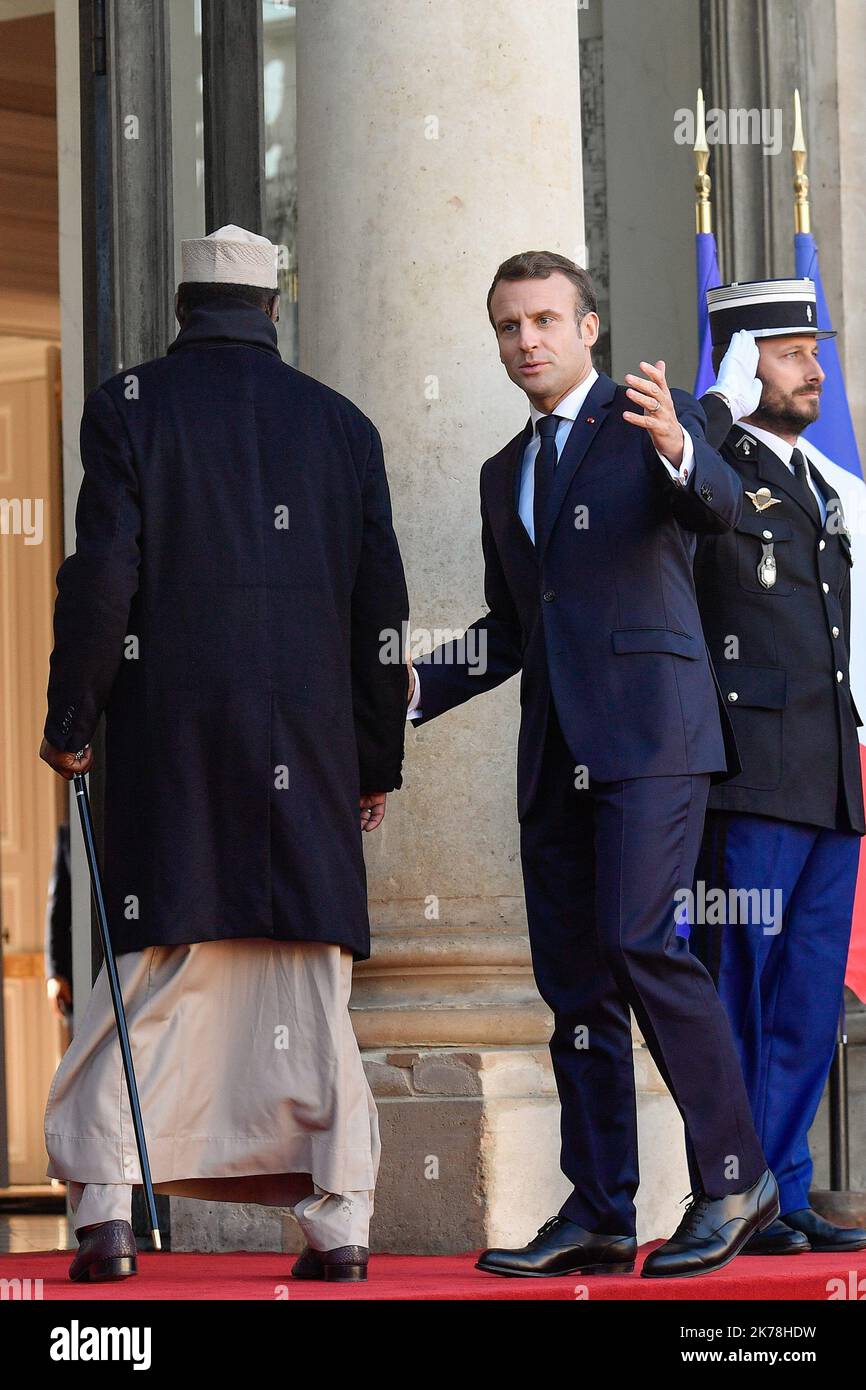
xmin=782 ymin=1208 xmax=866 ymax=1252
xmin=642 ymin=1168 xmax=779 ymax=1279
xmin=291 ymin=1245 xmax=368 ymax=1282
xmin=742 ymin=1218 xmax=811 ymax=1255
xmin=475 ymin=1216 xmax=636 ymax=1277
xmin=68 ymin=1220 xmax=138 ymax=1283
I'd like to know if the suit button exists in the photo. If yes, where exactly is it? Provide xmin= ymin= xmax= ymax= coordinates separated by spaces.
xmin=832 ymin=626 xmax=840 ymax=638
xmin=542 ymin=590 xmax=556 ymax=602
xmin=727 ymin=691 xmax=738 ymax=702
xmin=819 ymin=539 xmax=826 ymax=551
xmin=837 ymin=671 xmax=844 ymax=683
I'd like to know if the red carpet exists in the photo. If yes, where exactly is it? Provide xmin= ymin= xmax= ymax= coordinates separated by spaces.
xmin=2 ymin=1243 xmax=865 ymax=1299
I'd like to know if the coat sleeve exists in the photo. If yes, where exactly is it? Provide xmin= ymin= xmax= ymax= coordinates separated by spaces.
xmin=412 ymin=471 xmax=523 ymax=724
xmin=44 ymin=387 xmax=142 ymax=752
xmin=698 ymin=390 xmax=735 ymax=451
xmin=350 ymin=422 xmax=410 ymax=793
xmin=644 ymin=388 xmax=743 ymax=534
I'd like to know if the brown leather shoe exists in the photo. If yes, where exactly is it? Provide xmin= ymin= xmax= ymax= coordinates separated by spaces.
xmin=69 ymin=1219 xmax=138 ymax=1283
xmin=291 ymin=1244 xmax=368 ymax=1282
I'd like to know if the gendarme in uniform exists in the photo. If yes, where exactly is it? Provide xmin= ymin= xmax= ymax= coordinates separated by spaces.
xmin=690 ymin=278 xmax=866 ymax=1255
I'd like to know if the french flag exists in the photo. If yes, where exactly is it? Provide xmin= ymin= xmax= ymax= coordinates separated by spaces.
xmin=693 ymin=230 xmax=721 ymax=397
xmin=795 ymin=232 xmax=866 ymax=1004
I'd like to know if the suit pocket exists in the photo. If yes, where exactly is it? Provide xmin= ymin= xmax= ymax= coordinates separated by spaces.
xmin=611 ymin=627 xmax=702 ymax=659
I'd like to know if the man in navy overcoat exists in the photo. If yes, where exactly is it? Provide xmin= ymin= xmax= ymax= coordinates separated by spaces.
xmin=39 ymin=225 xmax=409 ymax=1285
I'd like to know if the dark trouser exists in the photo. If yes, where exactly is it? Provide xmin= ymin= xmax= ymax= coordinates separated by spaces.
xmin=519 ymin=705 xmax=767 ymax=1236
xmin=689 ymin=811 xmax=860 ymax=1216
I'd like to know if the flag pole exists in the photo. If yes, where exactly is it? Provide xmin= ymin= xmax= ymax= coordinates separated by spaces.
xmin=792 ymin=88 xmax=811 ymax=235
xmin=694 ymin=87 xmax=712 ymax=234
xmin=692 ymin=89 xmax=721 ymax=395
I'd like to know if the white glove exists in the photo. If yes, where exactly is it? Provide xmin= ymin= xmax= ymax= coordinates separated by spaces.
xmin=706 ymin=328 xmax=763 ymax=421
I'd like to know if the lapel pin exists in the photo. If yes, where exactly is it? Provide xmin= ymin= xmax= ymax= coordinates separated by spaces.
xmin=746 ymin=487 xmax=782 ymax=512
xmin=585 ymin=416 xmax=595 ymax=425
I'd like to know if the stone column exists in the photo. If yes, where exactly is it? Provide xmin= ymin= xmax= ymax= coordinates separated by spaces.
xmin=294 ymin=0 xmax=685 ymax=1252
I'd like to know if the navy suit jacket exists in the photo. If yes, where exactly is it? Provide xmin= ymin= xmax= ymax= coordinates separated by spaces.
xmin=414 ymin=372 xmax=743 ymax=817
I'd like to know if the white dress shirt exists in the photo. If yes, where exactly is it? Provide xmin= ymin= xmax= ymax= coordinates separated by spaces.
xmin=738 ymin=422 xmax=827 ymax=524
xmin=408 ymin=374 xmax=695 ymax=719
xmin=517 ymin=369 xmax=694 ymax=544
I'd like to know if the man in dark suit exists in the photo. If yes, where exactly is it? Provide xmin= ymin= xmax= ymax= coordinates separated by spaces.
xmin=407 ymin=251 xmax=777 ymax=1279
xmin=690 ymin=279 xmax=866 ymax=1255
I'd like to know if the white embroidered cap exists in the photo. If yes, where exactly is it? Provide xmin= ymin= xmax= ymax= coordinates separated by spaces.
xmin=180 ymin=224 xmax=278 ymax=289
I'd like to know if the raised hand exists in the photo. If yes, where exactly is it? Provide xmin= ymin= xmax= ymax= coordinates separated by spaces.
xmin=623 ymin=359 xmax=684 ymax=467
xmin=711 ymin=329 xmax=763 ymax=420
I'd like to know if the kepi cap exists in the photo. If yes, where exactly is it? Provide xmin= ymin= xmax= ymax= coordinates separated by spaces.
xmin=707 ymin=278 xmax=835 ymax=348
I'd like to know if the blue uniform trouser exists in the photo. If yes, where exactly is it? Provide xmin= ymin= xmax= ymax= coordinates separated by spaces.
xmin=688 ymin=812 xmax=860 ymax=1216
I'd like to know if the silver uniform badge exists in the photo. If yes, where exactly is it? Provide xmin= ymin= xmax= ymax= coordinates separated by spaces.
xmin=758 ymin=542 xmax=777 ymax=589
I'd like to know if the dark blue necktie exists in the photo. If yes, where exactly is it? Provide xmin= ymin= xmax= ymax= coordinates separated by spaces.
xmin=790 ymin=447 xmax=820 ymax=525
xmin=533 ymin=414 xmax=560 ymax=546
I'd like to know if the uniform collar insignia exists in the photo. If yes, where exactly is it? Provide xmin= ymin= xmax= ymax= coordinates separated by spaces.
xmin=734 ymin=432 xmax=758 ymax=459
xmin=746 ymin=486 xmax=782 ymax=512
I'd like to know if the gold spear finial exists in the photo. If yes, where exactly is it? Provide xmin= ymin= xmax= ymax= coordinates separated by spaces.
xmin=792 ymin=88 xmax=810 ymax=234
xmin=694 ymin=88 xmax=712 ymax=233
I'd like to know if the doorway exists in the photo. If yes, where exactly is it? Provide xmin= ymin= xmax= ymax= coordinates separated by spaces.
xmin=0 ymin=3 xmax=66 ymax=1244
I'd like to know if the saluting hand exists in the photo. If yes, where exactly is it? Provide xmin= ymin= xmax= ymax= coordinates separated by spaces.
xmin=623 ymin=360 xmax=684 ymax=468
xmin=39 ymin=738 xmax=93 ymax=780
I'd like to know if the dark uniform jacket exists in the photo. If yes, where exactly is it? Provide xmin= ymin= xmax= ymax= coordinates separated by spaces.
xmin=695 ymin=394 xmax=864 ymax=833
xmin=44 ymin=299 xmax=410 ymax=957
xmin=414 ymin=375 xmax=743 ymax=817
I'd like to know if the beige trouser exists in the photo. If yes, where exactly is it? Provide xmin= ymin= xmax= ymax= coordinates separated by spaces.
xmin=68 ymin=1179 xmax=373 ymax=1249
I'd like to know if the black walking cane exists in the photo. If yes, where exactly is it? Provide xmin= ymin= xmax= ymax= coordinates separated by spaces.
xmin=72 ymin=771 xmax=162 ymax=1250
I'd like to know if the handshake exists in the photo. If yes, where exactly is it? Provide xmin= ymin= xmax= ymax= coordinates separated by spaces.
xmin=361 ymin=648 xmax=417 ymax=834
